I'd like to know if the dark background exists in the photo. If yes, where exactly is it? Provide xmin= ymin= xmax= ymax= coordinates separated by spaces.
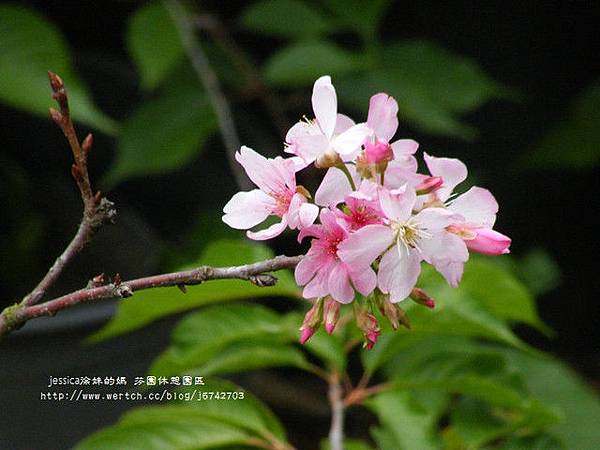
xmin=1 ymin=0 xmax=599 ymax=448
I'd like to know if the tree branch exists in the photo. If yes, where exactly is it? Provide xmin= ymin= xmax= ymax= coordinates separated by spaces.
xmin=164 ymin=0 xmax=251 ymax=190
xmin=21 ymin=73 xmax=116 ymax=308
xmin=328 ymin=371 xmax=345 ymax=450
xmin=0 ymin=255 xmax=302 ymax=338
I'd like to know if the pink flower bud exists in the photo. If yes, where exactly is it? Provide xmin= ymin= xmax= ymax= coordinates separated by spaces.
xmin=363 ymin=140 xmax=394 ymax=164
xmin=323 ymin=297 xmax=341 ymax=334
xmin=410 ymin=288 xmax=435 ymax=309
xmin=355 ymin=306 xmax=381 ymax=350
xmin=416 ymin=176 xmax=443 ymax=195
xmin=299 ymin=298 xmax=324 ymax=345
xmin=466 ymin=228 xmax=511 ymax=256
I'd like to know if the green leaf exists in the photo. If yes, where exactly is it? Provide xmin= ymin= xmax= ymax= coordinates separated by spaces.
xmin=321 ymin=438 xmax=375 ymax=450
xmin=323 ymin=0 xmax=390 ymax=41
xmin=102 ymin=85 xmax=217 ymax=187
xmin=501 ymin=350 xmax=600 ymax=450
xmin=72 ymin=406 xmax=252 ymax=450
xmin=89 ymin=240 xmax=300 ymax=341
xmin=338 ymin=39 xmax=513 ymax=139
xmin=264 ymin=41 xmax=361 ymax=87
xmin=149 ymin=303 xmax=295 ymax=376
xmin=494 ymin=434 xmax=565 ymax=450
xmin=518 ymin=248 xmax=562 ymax=296
xmin=368 ymin=390 xmax=448 ymax=450
xmin=451 ymin=398 xmax=519 ymax=448
xmin=240 ymin=0 xmax=332 ymax=39
xmin=0 ymin=5 xmax=116 ymax=134
xmin=175 ymin=378 xmax=287 ymax=441
xmin=197 ymin=341 xmax=308 ymax=376
xmin=525 ymin=80 xmax=600 ymax=169
xmin=302 ymin=328 xmax=347 ymax=372
xmin=127 ymin=2 xmax=183 ymax=91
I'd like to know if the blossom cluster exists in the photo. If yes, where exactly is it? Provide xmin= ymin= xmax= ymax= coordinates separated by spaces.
xmin=222 ymin=76 xmax=511 ymax=349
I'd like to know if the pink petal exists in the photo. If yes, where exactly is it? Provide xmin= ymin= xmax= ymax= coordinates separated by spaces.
xmin=367 ymin=93 xmax=399 ymax=142
xmin=434 ymin=260 xmax=465 ymax=287
xmin=379 ymin=185 xmax=416 ymax=222
xmin=303 ymin=261 xmax=333 ymax=299
xmin=337 ymin=224 xmax=394 ymax=267
xmin=315 ymin=166 xmax=357 ymax=206
xmin=334 ymin=113 xmax=356 ymax=134
xmin=466 ymin=228 xmax=511 ymax=255
xmin=295 ymin=254 xmax=321 ymax=286
xmin=378 ymin=248 xmax=421 ymax=303
xmin=333 ymin=123 xmax=372 ymax=157
xmin=236 ymin=146 xmax=294 ymax=194
xmin=222 ymin=189 xmax=275 ymax=229
xmin=419 ymin=231 xmax=469 ymax=267
xmin=312 ymin=75 xmax=337 ymax=139
xmin=299 ymin=202 xmax=319 ymax=228
xmin=424 ymin=153 xmax=468 ymax=202
xmin=391 ymin=139 xmax=419 ymax=157
xmin=328 ymin=263 xmax=354 ymax=304
xmin=246 ymin=218 xmax=288 ymax=241
xmin=349 ymin=266 xmax=377 ymax=296
xmin=289 ymin=134 xmax=330 ymax=163
xmin=414 ymin=207 xmax=461 ymax=232
xmin=449 ymin=187 xmax=498 ymax=228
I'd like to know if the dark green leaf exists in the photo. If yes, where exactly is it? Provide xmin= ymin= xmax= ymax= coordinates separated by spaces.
xmin=525 ymin=80 xmax=600 ymax=169
xmin=240 ymin=0 xmax=332 ymax=39
xmin=127 ymin=2 xmax=183 ymax=90
xmin=323 ymin=0 xmax=390 ymax=41
xmin=72 ymin=406 xmax=252 ymax=449
xmin=175 ymin=378 xmax=287 ymax=441
xmin=451 ymin=398 xmax=517 ymax=448
xmin=265 ymin=41 xmax=361 ymax=87
xmin=338 ymin=40 xmax=513 ymax=139
xmin=89 ymin=240 xmax=300 ymax=341
xmin=102 ymin=85 xmax=217 ymax=187
xmin=0 ymin=5 xmax=116 ymax=134
xmin=149 ymin=303 xmax=295 ymax=376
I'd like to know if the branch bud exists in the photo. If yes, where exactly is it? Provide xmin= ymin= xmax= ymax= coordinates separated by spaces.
xmin=82 ymin=133 xmax=93 ymax=155
xmin=49 ymin=107 xmax=63 ymax=126
xmin=355 ymin=305 xmax=380 ymax=350
xmin=47 ymin=71 xmax=64 ymax=92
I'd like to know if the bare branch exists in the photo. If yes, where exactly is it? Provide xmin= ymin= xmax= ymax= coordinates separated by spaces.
xmin=21 ymin=73 xmax=116 ymax=308
xmin=328 ymin=372 xmax=345 ymax=450
xmin=163 ymin=0 xmax=251 ymax=190
xmin=0 ymin=255 xmax=303 ymax=338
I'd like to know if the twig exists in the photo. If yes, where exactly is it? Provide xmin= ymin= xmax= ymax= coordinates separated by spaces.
xmin=0 ymin=255 xmax=303 ymax=338
xmin=21 ymin=73 xmax=116 ymax=307
xmin=328 ymin=371 xmax=345 ymax=450
xmin=163 ymin=0 xmax=251 ymax=190
xmin=194 ymin=13 xmax=290 ymax=136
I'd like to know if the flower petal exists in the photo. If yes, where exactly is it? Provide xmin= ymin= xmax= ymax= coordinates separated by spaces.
xmin=367 ymin=93 xmax=399 ymax=142
xmin=334 ymin=113 xmax=356 ymax=133
xmin=379 ymin=185 xmax=416 ymax=222
xmin=328 ymin=263 xmax=354 ymax=303
xmin=312 ymin=75 xmax=337 ymax=139
xmin=449 ymin=186 xmax=498 ymax=228
xmin=299 ymin=202 xmax=319 ymax=228
xmin=315 ymin=166 xmax=357 ymax=206
xmin=338 ymin=224 xmax=394 ymax=267
xmin=246 ymin=218 xmax=288 ymax=241
xmin=333 ymin=123 xmax=372 ymax=157
xmin=349 ymin=266 xmax=377 ymax=296
xmin=424 ymin=152 xmax=468 ymax=201
xmin=222 ymin=189 xmax=275 ymax=229
xmin=466 ymin=228 xmax=511 ymax=255
xmin=378 ymin=248 xmax=421 ymax=303
xmin=391 ymin=139 xmax=419 ymax=157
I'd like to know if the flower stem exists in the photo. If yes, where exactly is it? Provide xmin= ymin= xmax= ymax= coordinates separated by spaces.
xmin=336 ymin=163 xmax=357 ymax=191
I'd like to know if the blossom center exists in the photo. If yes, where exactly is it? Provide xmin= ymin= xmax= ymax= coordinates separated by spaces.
xmin=271 ymin=190 xmax=293 ymax=217
xmin=390 ymin=219 xmax=431 ymax=255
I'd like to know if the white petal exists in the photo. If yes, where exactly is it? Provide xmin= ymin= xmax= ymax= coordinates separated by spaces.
xmin=334 ymin=113 xmax=356 ymax=133
xmin=246 ymin=219 xmax=288 ymax=241
xmin=338 ymin=224 xmax=394 ymax=267
xmin=379 ymin=185 xmax=416 ymax=222
xmin=378 ymin=248 xmax=421 ymax=303
xmin=367 ymin=93 xmax=399 ymax=142
xmin=315 ymin=166 xmax=357 ymax=207
xmin=449 ymin=187 xmax=498 ymax=228
xmin=333 ymin=123 xmax=371 ymax=156
xmin=424 ymin=152 xmax=468 ymax=202
xmin=299 ymin=202 xmax=319 ymax=228
xmin=312 ymin=75 xmax=337 ymax=139
xmin=222 ymin=190 xmax=275 ymax=229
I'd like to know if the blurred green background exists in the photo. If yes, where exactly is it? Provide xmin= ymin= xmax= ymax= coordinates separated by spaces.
xmin=1 ymin=1 xmax=599 ymax=449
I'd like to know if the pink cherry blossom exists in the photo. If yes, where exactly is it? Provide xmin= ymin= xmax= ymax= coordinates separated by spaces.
xmin=295 ymin=209 xmax=376 ymax=304
xmin=222 ymin=146 xmax=318 ymax=240
xmin=339 ymin=185 xmax=468 ymax=301
xmin=334 ymin=180 xmax=384 ymax=231
xmin=285 ymin=76 xmax=371 ymax=167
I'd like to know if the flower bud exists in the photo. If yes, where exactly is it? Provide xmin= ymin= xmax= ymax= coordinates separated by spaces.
xmin=363 ymin=140 xmax=394 ymax=165
xmin=323 ymin=296 xmax=341 ymax=334
xmin=416 ymin=176 xmax=443 ymax=195
xmin=299 ymin=298 xmax=324 ymax=344
xmin=465 ymin=228 xmax=511 ymax=256
xmin=409 ymin=288 xmax=435 ymax=309
xmin=355 ymin=305 xmax=381 ymax=350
